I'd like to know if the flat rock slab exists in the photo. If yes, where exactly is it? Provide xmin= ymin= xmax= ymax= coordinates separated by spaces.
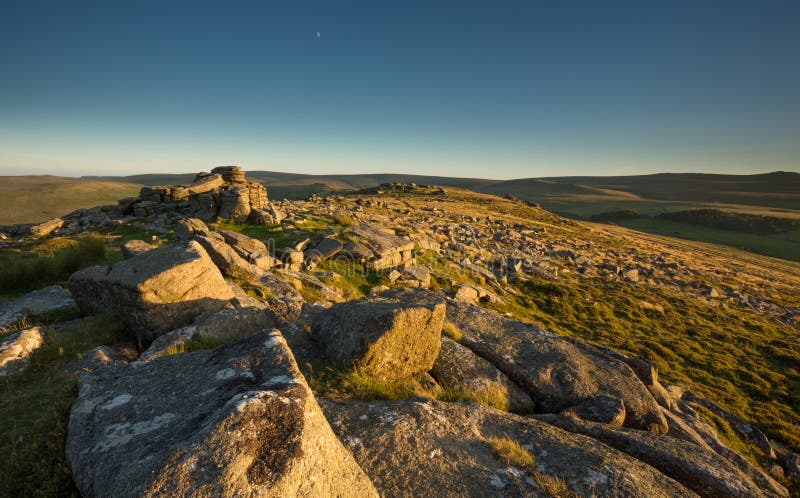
xmin=120 ymin=240 xmax=156 ymax=259
xmin=0 ymin=285 xmax=76 ymax=332
xmin=446 ymin=301 xmax=667 ymax=433
xmin=311 ymin=288 xmax=444 ymax=382
xmin=68 ymin=241 xmax=234 ymax=345
xmin=67 ymin=330 xmax=377 ymax=498
xmin=0 ymin=327 xmax=44 ymax=377
xmin=320 ymin=397 xmax=695 ymax=498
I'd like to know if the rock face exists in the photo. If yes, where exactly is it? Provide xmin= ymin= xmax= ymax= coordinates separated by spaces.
xmin=68 ymin=242 xmax=234 ymax=346
xmin=538 ymin=414 xmax=785 ymax=497
xmin=0 ymin=327 xmax=44 ymax=377
xmin=431 ymin=336 xmax=535 ymax=414
xmin=66 ymin=330 xmax=378 ymax=498
xmin=321 ymin=397 xmax=695 ymax=498
xmin=0 ymin=285 xmax=76 ymax=332
xmin=311 ymin=289 xmax=445 ymax=381
xmin=446 ymin=301 xmax=667 ymax=433
xmin=194 ymin=233 xmax=263 ymax=280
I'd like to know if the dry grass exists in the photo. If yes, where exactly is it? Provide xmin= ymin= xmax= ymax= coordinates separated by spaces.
xmin=441 ymin=321 xmax=462 ymax=341
xmin=486 ymin=437 xmax=578 ymax=498
xmin=438 ymin=385 xmax=510 ymax=412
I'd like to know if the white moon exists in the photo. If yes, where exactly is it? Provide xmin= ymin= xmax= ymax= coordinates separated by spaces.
xmin=316 ymin=31 xmax=321 ymax=38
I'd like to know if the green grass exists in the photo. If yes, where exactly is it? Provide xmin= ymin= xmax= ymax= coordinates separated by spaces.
xmin=485 ymin=275 xmax=800 ymax=453
xmin=0 ymin=235 xmax=110 ymax=297
xmin=0 ymin=314 xmax=126 ymax=497
xmin=617 ymin=217 xmax=800 ymax=262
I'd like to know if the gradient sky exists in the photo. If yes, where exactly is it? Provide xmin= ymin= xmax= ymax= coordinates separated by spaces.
xmin=1 ymin=1 xmax=798 ymax=178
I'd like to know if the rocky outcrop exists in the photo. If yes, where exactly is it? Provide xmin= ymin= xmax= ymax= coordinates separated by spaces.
xmin=0 ymin=285 xmax=76 ymax=332
xmin=538 ymin=414 xmax=787 ymax=497
xmin=130 ymin=166 xmax=272 ymax=223
xmin=446 ymin=301 xmax=667 ymax=433
xmin=66 ymin=330 xmax=377 ymax=498
xmin=431 ymin=336 xmax=535 ymax=413
xmin=311 ymin=289 xmax=445 ymax=381
xmin=68 ymin=241 xmax=234 ymax=346
xmin=0 ymin=327 xmax=44 ymax=377
xmin=321 ymin=397 xmax=695 ymax=497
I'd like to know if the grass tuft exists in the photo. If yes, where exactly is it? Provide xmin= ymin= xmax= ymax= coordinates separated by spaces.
xmin=486 ymin=436 xmax=578 ymax=498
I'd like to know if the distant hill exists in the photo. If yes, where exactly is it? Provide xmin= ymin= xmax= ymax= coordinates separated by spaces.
xmin=0 ymin=176 xmax=140 ymax=225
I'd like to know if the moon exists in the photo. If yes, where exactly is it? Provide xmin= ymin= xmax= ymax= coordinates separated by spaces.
xmin=315 ymin=31 xmax=321 ymax=38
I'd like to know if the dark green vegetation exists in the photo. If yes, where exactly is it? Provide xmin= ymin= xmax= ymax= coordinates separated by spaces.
xmin=0 ymin=235 xmax=109 ymax=299
xmin=617 ymin=217 xmax=800 ymax=262
xmin=661 ymin=209 xmax=800 ymax=234
xmin=485 ymin=275 xmax=800 ymax=452
xmin=0 ymin=315 xmax=126 ymax=497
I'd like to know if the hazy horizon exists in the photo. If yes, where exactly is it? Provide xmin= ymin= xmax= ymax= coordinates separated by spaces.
xmin=1 ymin=1 xmax=798 ymax=178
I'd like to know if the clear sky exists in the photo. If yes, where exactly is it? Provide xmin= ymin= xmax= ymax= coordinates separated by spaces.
xmin=1 ymin=0 xmax=798 ymax=178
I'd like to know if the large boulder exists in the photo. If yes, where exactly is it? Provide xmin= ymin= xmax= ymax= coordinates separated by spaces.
xmin=538 ymin=414 xmax=787 ymax=497
xmin=66 ymin=330 xmax=377 ymax=498
xmin=446 ymin=301 xmax=667 ymax=433
xmin=321 ymin=397 xmax=695 ymax=497
xmin=0 ymin=327 xmax=44 ymax=377
xmin=68 ymin=242 xmax=234 ymax=346
xmin=431 ymin=336 xmax=535 ymax=414
xmin=311 ymin=289 xmax=445 ymax=381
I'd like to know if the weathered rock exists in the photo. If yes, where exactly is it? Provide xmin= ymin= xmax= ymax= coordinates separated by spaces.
xmin=561 ymin=395 xmax=626 ymax=426
xmin=311 ymin=289 xmax=445 ymax=381
xmin=187 ymin=192 xmax=218 ymax=220
xmin=257 ymin=273 xmax=305 ymax=325
xmin=194 ymin=233 xmax=263 ymax=280
xmin=120 ymin=239 xmax=156 ymax=259
xmin=219 ymin=230 xmax=277 ymax=269
xmin=305 ymin=237 xmax=343 ymax=268
xmin=683 ymin=390 xmax=776 ymax=459
xmin=431 ymin=336 xmax=535 ymax=413
xmin=141 ymin=307 xmax=268 ymax=360
xmin=30 ymin=217 xmax=64 ymax=236
xmin=65 ymin=345 xmax=131 ymax=375
xmin=67 ymin=330 xmax=377 ymax=498
xmin=342 ymin=224 xmax=415 ymax=270
xmin=174 ymin=217 xmax=211 ymax=241
xmin=218 ymin=187 xmax=252 ymax=221
xmin=68 ymin=242 xmax=234 ymax=346
xmin=0 ymin=285 xmax=76 ymax=332
xmin=0 ymin=327 xmax=44 ymax=377
xmin=538 ymin=414 xmax=786 ymax=497
xmin=397 ymin=264 xmax=431 ymax=288
xmin=185 ymin=172 xmax=224 ymax=195
xmin=453 ymin=284 xmax=479 ymax=303
xmin=446 ymin=301 xmax=667 ymax=433
xmin=321 ymin=397 xmax=695 ymax=498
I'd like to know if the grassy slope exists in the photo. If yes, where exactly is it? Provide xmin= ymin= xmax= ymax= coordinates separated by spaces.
xmin=0 ymin=176 xmax=140 ymax=225
xmin=617 ymin=218 xmax=800 ymax=262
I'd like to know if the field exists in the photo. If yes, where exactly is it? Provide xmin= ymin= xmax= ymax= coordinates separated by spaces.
xmin=617 ymin=218 xmax=800 ymax=262
xmin=0 ymin=176 xmax=140 ymax=225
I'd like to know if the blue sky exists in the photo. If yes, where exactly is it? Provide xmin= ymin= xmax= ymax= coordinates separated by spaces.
xmin=1 ymin=0 xmax=798 ymax=178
